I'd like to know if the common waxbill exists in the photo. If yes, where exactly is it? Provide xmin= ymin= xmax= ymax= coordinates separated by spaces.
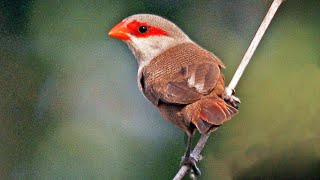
xmin=108 ymin=14 xmax=239 ymax=175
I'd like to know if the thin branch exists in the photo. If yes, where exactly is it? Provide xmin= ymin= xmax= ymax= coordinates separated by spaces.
xmin=225 ymin=0 xmax=285 ymax=96
xmin=173 ymin=0 xmax=285 ymax=179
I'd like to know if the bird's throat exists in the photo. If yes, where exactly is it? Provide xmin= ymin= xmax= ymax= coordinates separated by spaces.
xmin=126 ymin=35 xmax=191 ymax=68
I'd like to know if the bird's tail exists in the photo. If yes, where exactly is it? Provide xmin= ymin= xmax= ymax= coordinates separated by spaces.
xmin=183 ymin=95 xmax=238 ymax=134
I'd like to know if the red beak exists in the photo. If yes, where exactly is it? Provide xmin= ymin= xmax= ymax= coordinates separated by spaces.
xmin=108 ymin=21 xmax=131 ymax=40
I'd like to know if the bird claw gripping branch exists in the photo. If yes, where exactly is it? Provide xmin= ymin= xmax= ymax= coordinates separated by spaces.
xmin=224 ymin=90 xmax=241 ymax=109
xmin=180 ymin=155 xmax=201 ymax=176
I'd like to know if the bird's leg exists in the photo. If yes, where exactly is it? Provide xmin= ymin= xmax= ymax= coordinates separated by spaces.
xmin=180 ymin=134 xmax=201 ymax=176
xmin=224 ymin=88 xmax=241 ymax=109
xmin=184 ymin=133 xmax=192 ymax=159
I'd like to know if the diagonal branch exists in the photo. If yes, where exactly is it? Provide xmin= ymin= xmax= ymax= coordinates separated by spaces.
xmin=225 ymin=0 xmax=285 ymax=96
xmin=173 ymin=0 xmax=285 ymax=179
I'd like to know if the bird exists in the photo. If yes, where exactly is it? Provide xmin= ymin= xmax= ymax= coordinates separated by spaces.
xmin=108 ymin=14 xmax=239 ymax=175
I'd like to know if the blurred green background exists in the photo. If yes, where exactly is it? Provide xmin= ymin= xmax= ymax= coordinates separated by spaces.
xmin=1 ymin=0 xmax=319 ymax=179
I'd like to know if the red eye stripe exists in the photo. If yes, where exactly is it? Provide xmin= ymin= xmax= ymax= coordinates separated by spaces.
xmin=126 ymin=20 xmax=168 ymax=38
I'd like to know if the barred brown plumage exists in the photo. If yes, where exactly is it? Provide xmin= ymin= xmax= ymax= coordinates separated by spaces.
xmin=109 ymin=13 xmax=239 ymax=176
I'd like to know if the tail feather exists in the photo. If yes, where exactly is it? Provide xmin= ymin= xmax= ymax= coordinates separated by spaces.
xmin=183 ymin=96 xmax=238 ymax=134
xmin=200 ymin=102 xmax=227 ymax=125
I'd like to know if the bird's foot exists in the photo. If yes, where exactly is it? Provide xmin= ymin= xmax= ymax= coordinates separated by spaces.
xmin=180 ymin=154 xmax=202 ymax=176
xmin=224 ymin=89 xmax=241 ymax=109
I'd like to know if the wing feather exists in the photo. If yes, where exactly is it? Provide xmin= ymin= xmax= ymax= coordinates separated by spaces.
xmin=141 ymin=43 xmax=222 ymax=105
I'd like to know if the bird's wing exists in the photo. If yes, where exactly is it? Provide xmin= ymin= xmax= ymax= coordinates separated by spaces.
xmin=162 ymin=62 xmax=221 ymax=104
xmin=142 ymin=43 xmax=223 ymax=105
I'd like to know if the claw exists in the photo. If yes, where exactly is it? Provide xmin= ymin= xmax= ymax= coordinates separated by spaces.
xmin=181 ymin=155 xmax=201 ymax=176
xmin=224 ymin=89 xmax=241 ymax=109
xmin=230 ymin=95 xmax=241 ymax=104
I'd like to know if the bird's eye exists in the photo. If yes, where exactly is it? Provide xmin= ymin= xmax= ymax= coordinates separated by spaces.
xmin=138 ymin=26 xmax=148 ymax=33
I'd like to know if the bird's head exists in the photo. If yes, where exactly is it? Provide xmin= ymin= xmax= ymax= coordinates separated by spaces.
xmin=108 ymin=14 xmax=192 ymax=65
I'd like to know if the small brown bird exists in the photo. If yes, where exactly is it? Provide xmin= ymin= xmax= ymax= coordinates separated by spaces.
xmin=108 ymin=14 xmax=239 ymax=174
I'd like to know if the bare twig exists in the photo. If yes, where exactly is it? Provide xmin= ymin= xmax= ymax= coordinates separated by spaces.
xmin=225 ymin=0 xmax=285 ymax=96
xmin=173 ymin=133 xmax=210 ymax=180
xmin=173 ymin=0 xmax=285 ymax=179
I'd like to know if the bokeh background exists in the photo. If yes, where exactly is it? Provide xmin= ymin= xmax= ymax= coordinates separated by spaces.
xmin=1 ymin=0 xmax=319 ymax=179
